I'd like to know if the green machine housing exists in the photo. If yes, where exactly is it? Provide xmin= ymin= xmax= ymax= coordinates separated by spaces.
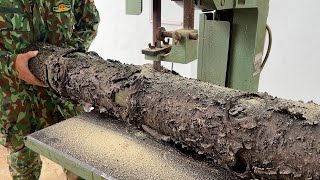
xmin=196 ymin=0 xmax=269 ymax=92
xmin=127 ymin=0 xmax=270 ymax=92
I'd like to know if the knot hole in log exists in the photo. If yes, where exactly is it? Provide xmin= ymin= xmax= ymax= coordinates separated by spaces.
xmin=228 ymin=150 xmax=248 ymax=174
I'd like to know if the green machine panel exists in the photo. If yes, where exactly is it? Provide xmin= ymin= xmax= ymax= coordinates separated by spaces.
xmin=196 ymin=0 xmax=269 ymax=92
xmin=226 ymin=8 xmax=269 ymax=92
xmin=198 ymin=13 xmax=230 ymax=86
xmin=126 ymin=0 xmax=143 ymax=15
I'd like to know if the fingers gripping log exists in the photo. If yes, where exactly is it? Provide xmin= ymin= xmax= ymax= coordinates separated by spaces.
xmin=28 ymin=43 xmax=320 ymax=179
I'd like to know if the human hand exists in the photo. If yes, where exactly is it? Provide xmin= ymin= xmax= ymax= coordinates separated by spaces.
xmin=15 ymin=51 xmax=47 ymax=87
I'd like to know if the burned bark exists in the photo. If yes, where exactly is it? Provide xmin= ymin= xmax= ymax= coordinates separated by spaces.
xmin=28 ymin=43 xmax=320 ymax=179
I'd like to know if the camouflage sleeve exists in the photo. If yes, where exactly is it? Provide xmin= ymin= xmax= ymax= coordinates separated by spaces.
xmin=0 ymin=54 xmax=17 ymax=75
xmin=69 ymin=0 xmax=100 ymax=51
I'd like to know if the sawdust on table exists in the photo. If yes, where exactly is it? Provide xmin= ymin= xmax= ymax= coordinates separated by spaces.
xmin=45 ymin=118 xmax=200 ymax=180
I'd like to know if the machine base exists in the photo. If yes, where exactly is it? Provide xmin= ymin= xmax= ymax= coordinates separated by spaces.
xmin=25 ymin=112 xmax=229 ymax=180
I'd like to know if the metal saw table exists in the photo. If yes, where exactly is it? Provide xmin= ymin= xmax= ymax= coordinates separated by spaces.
xmin=25 ymin=113 xmax=228 ymax=180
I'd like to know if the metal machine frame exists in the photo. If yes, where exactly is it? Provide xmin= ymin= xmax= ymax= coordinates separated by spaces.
xmin=127 ymin=0 xmax=270 ymax=92
xmin=197 ymin=0 xmax=270 ymax=91
xmin=25 ymin=113 xmax=222 ymax=180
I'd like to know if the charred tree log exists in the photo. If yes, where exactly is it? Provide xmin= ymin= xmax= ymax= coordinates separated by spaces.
xmin=28 ymin=43 xmax=320 ymax=179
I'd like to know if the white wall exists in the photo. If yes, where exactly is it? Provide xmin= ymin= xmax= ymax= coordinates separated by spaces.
xmin=259 ymin=1 xmax=320 ymax=103
xmin=90 ymin=0 xmax=320 ymax=103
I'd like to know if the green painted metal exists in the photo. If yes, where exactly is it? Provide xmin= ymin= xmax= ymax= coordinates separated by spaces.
xmin=25 ymin=137 xmax=110 ymax=180
xmin=226 ymin=6 xmax=269 ymax=92
xmin=197 ymin=13 xmax=230 ymax=86
xmin=126 ymin=0 xmax=143 ymax=15
xmin=197 ymin=0 xmax=263 ymax=10
xmin=196 ymin=0 xmax=269 ymax=92
xmin=145 ymin=29 xmax=198 ymax=64
xmin=25 ymin=113 xmax=220 ymax=180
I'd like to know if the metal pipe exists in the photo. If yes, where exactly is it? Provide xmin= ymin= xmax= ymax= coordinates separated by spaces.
xmin=161 ymin=31 xmax=182 ymax=41
xmin=161 ymin=30 xmax=197 ymax=41
xmin=183 ymin=0 xmax=195 ymax=29
xmin=153 ymin=0 xmax=162 ymax=71
xmin=162 ymin=31 xmax=173 ymax=38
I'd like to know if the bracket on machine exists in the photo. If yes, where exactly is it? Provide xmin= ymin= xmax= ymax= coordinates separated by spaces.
xmin=126 ymin=0 xmax=199 ymax=66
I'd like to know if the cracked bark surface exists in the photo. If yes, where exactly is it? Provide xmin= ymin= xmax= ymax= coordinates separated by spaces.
xmin=28 ymin=43 xmax=320 ymax=179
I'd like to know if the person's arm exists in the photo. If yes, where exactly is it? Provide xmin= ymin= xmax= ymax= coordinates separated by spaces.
xmin=69 ymin=0 xmax=100 ymax=51
xmin=15 ymin=51 xmax=46 ymax=87
xmin=0 ymin=52 xmax=46 ymax=87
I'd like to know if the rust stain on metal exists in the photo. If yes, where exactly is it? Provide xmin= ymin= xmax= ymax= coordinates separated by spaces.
xmin=183 ymin=0 xmax=195 ymax=29
xmin=152 ymin=0 xmax=162 ymax=71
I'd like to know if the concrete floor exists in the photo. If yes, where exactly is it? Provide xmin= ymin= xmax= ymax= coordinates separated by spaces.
xmin=0 ymin=145 xmax=67 ymax=180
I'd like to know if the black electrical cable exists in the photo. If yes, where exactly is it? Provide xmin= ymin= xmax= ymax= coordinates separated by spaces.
xmin=261 ymin=24 xmax=272 ymax=70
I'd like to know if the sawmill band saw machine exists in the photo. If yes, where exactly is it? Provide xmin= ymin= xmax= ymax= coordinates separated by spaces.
xmin=25 ymin=0 xmax=271 ymax=179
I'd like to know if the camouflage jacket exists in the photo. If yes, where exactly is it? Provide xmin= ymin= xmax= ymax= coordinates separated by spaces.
xmin=0 ymin=0 xmax=100 ymax=75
